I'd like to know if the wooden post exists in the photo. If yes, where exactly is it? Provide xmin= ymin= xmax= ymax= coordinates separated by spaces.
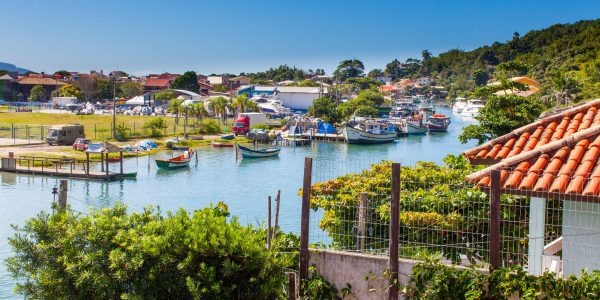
xmin=58 ymin=179 xmax=68 ymax=210
xmin=357 ymin=192 xmax=368 ymax=251
xmin=489 ymin=169 xmax=501 ymax=271
xmin=105 ymin=152 xmax=109 ymax=178
xmin=267 ymin=195 xmax=272 ymax=250
xmin=119 ymin=151 xmax=123 ymax=174
xmin=288 ymin=272 xmax=296 ymax=300
xmin=273 ymin=190 xmax=281 ymax=239
xmin=299 ymin=157 xmax=313 ymax=297
xmin=100 ymin=152 xmax=104 ymax=172
xmin=86 ymin=152 xmax=90 ymax=175
xmin=389 ymin=163 xmax=400 ymax=300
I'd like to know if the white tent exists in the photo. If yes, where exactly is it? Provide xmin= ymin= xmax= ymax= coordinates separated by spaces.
xmin=126 ymin=95 xmax=153 ymax=105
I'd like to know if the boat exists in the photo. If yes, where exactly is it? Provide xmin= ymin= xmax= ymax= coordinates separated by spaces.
xmin=343 ymin=119 xmax=398 ymax=144
xmin=170 ymin=146 xmax=190 ymax=151
xmin=427 ymin=114 xmax=451 ymax=132
xmin=155 ymin=150 xmax=194 ymax=169
xmin=235 ymin=143 xmax=280 ymax=158
xmin=460 ymin=99 xmax=485 ymax=118
xmin=211 ymin=141 xmax=234 ymax=147
xmin=405 ymin=116 xmax=428 ymax=135
xmin=452 ymin=97 xmax=467 ymax=113
xmin=390 ymin=101 xmax=414 ymax=118
xmin=107 ymin=157 xmax=122 ymax=163
xmin=220 ymin=134 xmax=235 ymax=140
xmin=120 ymin=172 xmax=137 ymax=179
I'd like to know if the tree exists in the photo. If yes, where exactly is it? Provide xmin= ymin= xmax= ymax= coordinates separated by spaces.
xmin=346 ymin=77 xmax=382 ymax=91
xmin=58 ymin=84 xmax=82 ymax=98
xmin=551 ymin=72 xmax=580 ymax=107
xmin=333 ymin=59 xmax=365 ymax=81
xmin=74 ymin=76 xmax=97 ymax=101
xmin=6 ymin=203 xmax=290 ymax=299
xmin=118 ymin=81 xmax=143 ymax=98
xmin=356 ymin=90 xmax=385 ymax=106
xmin=143 ymin=117 xmax=168 ymax=137
xmin=208 ymin=96 xmax=230 ymax=123
xmin=422 ymin=49 xmax=432 ymax=61
xmin=171 ymin=71 xmax=199 ymax=92
xmin=154 ymin=90 xmax=175 ymax=101
xmin=192 ymin=102 xmax=209 ymax=122
xmin=168 ymin=99 xmax=183 ymax=125
xmin=212 ymin=84 xmax=228 ymax=93
xmin=53 ymin=70 xmax=70 ymax=77
xmin=231 ymin=94 xmax=258 ymax=114
xmin=95 ymin=78 xmax=114 ymax=100
xmin=459 ymin=94 xmax=547 ymax=144
xmin=473 ymin=69 xmax=489 ymax=86
xmin=353 ymin=105 xmax=379 ymax=117
xmin=384 ymin=59 xmax=404 ymax=80
xmin=307 ymin=97 xmax=340 ymax=124
xmin=28 ymin=84 xmax=46 ymax=101
xmin=367 ymin=69 xmax=384 ymax=79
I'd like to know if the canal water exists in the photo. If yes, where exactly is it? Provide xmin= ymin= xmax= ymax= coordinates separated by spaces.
xmin=0 ymin=106 xmax=476 ymax=297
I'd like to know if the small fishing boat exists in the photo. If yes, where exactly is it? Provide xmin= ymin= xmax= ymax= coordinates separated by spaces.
xmin=428 ymin=114 xmax=451 ymax=132
xmin=120 ymin=172 xmax=137 ymax=179
xmin=220 ymin=133 xmax=235 ymax=140
xmin=211 ymin=141 xmax=234 ymax=148
xmin=343 ymin=119 xmax=398 ymax=144
xmin=155 ymin=150 xmax=194 ymax=169
xmin=235 ymin=143 xmax=280 ymax=158
xmin=405 ymin=116 xmax=428 ymax=135
xmin=170 ymin=145 xmax=190 ymax=151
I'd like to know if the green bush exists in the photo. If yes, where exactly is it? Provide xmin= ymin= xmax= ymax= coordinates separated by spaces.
xmin=115 ymin=124 xmax=129 ymax=141
xmin=406 ymin=259 xmax=600 ymax=299
xmin=143 ymin=117 xmax=167 ymax=137
xmin=251 ymin=124 xmax=270 ymax=131
xmin=196 ymin=118 xmax=221 ymax=134
xmin=6 ymin=203 xmax=291 ymax=299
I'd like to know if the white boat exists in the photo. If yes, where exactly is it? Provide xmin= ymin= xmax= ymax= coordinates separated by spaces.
xmin=452 ymin=97 xmax=467 ymax=113
xmin=405 ymin=117 xmax=428 ymax=135
xmin=252 ymin=97 xmax=291 ymax=117
xmin=343 ymin=120 xmax=398 ymax=144
xmin=460 ymin=99 xmax=485 ymax=118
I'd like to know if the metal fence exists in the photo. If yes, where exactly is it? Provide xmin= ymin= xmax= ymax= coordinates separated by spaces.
xmin=301 ymin=158 xmax=600 ymax=281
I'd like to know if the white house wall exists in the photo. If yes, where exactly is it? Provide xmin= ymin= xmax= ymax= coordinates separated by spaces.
xmin=562 ymin=200 xmax=600 ymax=276
xmin=277 ymin=92 xmax=319 ymax=110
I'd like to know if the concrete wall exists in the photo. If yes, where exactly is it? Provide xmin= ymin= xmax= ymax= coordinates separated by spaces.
xmin=278 ymin=92 xmax=319 ymax=110
xmin=562 ymin=200 xmax=600 ymax=276
xmin=309 ymin=249 xmax=418 ymax=300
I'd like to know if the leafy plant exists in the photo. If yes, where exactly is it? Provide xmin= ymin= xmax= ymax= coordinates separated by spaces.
xmin=302 ymin=265 xmax=341 ymax=300
xmin=196 ymin=118 xmax=221 ymax=134
xmin=143 ymin=117 xmax=167 ymax=137
xmin=6 ymin=203 xmax=291 ymax=299
xmin=115 ymin=124 xmax=129 ymax=141
xmin=251 ymin=124 xmax=270 ymax=131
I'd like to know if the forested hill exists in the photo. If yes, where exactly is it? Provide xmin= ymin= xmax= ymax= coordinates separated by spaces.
xmin=423 ymin=19 xmax=600 ymax=99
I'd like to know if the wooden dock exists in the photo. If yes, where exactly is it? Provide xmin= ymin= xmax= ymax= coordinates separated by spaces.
xmin=2 ymin=165 xmax=123 ymax=180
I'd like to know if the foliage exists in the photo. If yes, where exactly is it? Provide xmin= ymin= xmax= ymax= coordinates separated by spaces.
xmin=53 ymin=70 xmax=70 ymax=77
xmin=115 ymin=124 xmax=129 ymax=141
xmin=28 ymin=84 xmax=46 ymax=101
xmin=289 ymin=79 xmax=321 ymax=87
xmin=406 ymin=259 xmax=600 ymax=299
xmin=143 ymin=117 xmax=168 ymax=137
xmin=154 ymin=90 xmax=175 ymax=101
xmin=333 ymin=59 xmax=365 ymax=81
xmin=337 ymin=90 xmax=385 ymax=119
xmin=196 ymin=118 xmax=221 ymax=134
xmin=212 ymin=84 xmax=228 ymax=93
xmin=473 ymin=69 xmax=489 ymax=86
xmin=118 ymin=81 xmax=143 ymax=98
xmin=345 ymin=77 xmax=382 ymax=90
xmin=95 ymin=78 xmax=115 ymax=100
xmin=244 ymin=64 xmax=312 ymax=82
xmin=231 ymin=94 xmax=258 ymax=113
xmin=307 ymin=97 xmax=340 ymax=124
xmin=251 ymin=124 xmax=270 ymax=131
xmin=308 ymin=156 xmax=530 ymax=263
xmin=168 ymin=99 xmax=183 ymax=124
xmin=302 ymin=265 xmax=340 ymax=300
xmin=58 ymin=83 xmax=82 ymax=99
xmin=171 ymin=71 xmax=199 ymax=92
xmin=6 ymin=203 xmax=290 ymax=299
xmin=353 ymin=105 xmax=379 ymax=117
xmin=208 ymin=96 xmax=230 ymax=122
xmin=459 ymin=94 xmax=547 ymax=144
xmin=367 ymin=68 xmax=384 ymax=79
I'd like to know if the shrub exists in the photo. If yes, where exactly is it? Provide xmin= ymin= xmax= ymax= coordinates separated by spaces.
xmin=143 ymin=117 xmax=167 ymax=137
xmin=196 ymin=118 xmax=221 ymax=134
xmin=251 ymin=124 xmax=270 ymax=131
xmin=115 ymin=124 xmax=129 ymax=141
xmin=6 ymin=203 xmax=291 ymax=299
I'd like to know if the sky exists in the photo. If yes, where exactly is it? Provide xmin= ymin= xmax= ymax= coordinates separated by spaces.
xmin=1 ymin=0 xmax=599 ymax=76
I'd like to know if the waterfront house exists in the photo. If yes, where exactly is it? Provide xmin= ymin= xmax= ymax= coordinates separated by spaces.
xmin=17 ymin=74 xmax=67 ymax=101
xmin=464 ymin=99 xmax=600 ymax=276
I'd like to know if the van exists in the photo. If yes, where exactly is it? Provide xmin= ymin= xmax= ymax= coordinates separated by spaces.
xmin=46 ymin=124 xmax=85 ymax=145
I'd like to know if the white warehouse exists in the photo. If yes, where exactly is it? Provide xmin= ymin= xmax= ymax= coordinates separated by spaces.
xmin=275 ymin=86 xmax=327 ymax=111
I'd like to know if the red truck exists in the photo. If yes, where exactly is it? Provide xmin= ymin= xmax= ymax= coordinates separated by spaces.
xmin=232 ymin=113 xmax=267 ymax=135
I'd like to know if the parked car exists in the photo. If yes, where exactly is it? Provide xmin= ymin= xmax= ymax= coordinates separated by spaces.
xmin=72 ymin=138 xmax=91 ymax=151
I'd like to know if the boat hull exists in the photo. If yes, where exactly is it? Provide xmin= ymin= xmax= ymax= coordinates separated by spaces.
xmin=155 ymin=159 xmax=191 ymax=169
xmin=343 ymin=125 xmax=398 ymax=144
xmin=211 ymin=141 xmax=234 ymax=148
xmin=405 ymin=122 xmax=427 ymax=135
xmin=236 ymin=144 xmax=280 ymax=158
xmin=427 ymin=123 xmax=449 ymax=132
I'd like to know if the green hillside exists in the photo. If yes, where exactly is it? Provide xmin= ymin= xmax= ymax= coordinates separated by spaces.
xmin=420 ymin=19 xmax=600 ymax=100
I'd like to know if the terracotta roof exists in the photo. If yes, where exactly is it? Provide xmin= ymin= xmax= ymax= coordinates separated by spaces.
xmin=145 ymin=78 xmax=171 ymax=88
xmin=463 ymin=99 xmax=600 ymax=165
xmin=466 ymin=125 xmax=600 ymax=198
xmin=18 ymin=77 xmax=67 ymax=85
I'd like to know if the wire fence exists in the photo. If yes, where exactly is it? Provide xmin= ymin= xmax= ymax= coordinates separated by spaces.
xmin=305 ymin=159 xmax=600 ymax=277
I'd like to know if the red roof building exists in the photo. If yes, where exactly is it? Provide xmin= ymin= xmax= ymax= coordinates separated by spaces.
xmin=144 ymin=78 xmax=172 ymax=91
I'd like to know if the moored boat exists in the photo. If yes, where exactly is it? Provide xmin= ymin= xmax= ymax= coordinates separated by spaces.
xmin=155 ymin=150 xmax=194 ymax=169
xmin=405 ymin=116 xmax=428 ymax=135
xmin=211 ymin=141 xmax=234 ymax=148
xmin=452 ymin=97 xmax=467 ymax=113
xmin=427 ymin=114 xmax=451 ymax=132
xmin=343 ymin=119 xmax=398 ymax=144
xmin=235 ymin=143 xmax=280 ymax=158
xmin=460 ymin=99 xmax=485 ymax=118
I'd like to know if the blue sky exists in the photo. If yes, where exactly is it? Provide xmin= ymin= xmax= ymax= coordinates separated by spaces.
xmin=1 ymin=0 xmax=599 ymax=75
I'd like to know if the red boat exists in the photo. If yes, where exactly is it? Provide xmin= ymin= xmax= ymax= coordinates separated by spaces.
xmin=427 ymin=114 xmax=451 ymax=132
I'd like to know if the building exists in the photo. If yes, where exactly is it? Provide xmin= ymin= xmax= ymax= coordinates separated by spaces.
xmin=376 ymin=76 xmax=393 ymax=85
xmin=230 ymin=76 xmax=251 ymax=88
xmin=207 ymin=75 xmax=229 ymax=86
xmin=198 ymin=81 xmax=213 ymax=96
xmin=464 ymin=99 xmax=600 ymax=276
xmin=237 ymin=85 xmax=277 ymax=98
xmin=0 ymin=74 xmax=19 ymax=101
xmin=275 ymin=86 xmax=326 ymax=111
xmin=144 ymin=78 xmax=172 ymax=92
xmin=415 ymin=76 xmax=433 ymax=86
xmin=17 ymin=75 xmax=67 ymax=101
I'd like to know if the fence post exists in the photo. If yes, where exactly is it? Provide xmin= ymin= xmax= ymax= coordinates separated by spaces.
xmin=489 ymin=169 xmax=501 ymax=271
xmin=288 ymin=272 xmax=296 ymax=300
xmin=95 ymin=123 xmax=97 ymax=139
xmin=12 ymin=123 xmax=15 ymax=144
xmin=357 ymin=192 xmax=368 ymax=251
xmin=389 ymin=163 xmax=400 ymax=300
xmin=274 ymin=190 xmax=281 ymax=239
xmin=58 ymin=179 xmax=68 ymax=210
xmin=26 ymin=124 xmax=30 ymax=143
xmin=267 ymin=195 xmax=272 ymax=250
xmin=299 ymin=157 xmax=313 ymax=297
xmin=40 ymin=125 xmax=43 ymax=141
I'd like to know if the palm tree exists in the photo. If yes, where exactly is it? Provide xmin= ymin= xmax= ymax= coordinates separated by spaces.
xmin=181 ymin=102 xmax=192 ymax=138
xmin=232 ymin=94 xmax=260 ymax=114
xmin=210 ymin=97 xmax=229 ymax=123
xmin=192 ymin=102 xmax=209 ymax=123
xmin=168 ymin=99 xmax=183 ymax=125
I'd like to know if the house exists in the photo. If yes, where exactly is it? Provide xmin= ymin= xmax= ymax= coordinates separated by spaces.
xmin=464 ymin=99 xmax=600 ymax=276
xmin=207 ymin=75 xmax=229 ymax=86
xmin=0 ymin=74 xmax=19 ymax=100
xmin=230 ymin=76 xmax=251 ymax=87
xmin=488 ymin=76 xmax=540 ymax=97
xmin=376 ymin=76 xmax=393 ymax=85
xmin=197 ymin=74 xmax=208 ymax=83
xmin=198 ymin=81 xmax=213 ymax=96
xmin=275 ymin=86 xmax=327 ymax=111
xmin=415 ymin=76 xmax=433 ymax=86
xmin=144 ymin=78 xmax=172 ymax=92
xmin=17 ymin=74 xmax=67 ymax=101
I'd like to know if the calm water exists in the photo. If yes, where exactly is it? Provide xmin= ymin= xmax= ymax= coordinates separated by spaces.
xmin=0 ymin=106 xmax=476 ymax=298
